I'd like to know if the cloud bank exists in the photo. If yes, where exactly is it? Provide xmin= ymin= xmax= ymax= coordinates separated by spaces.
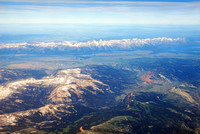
xmin=0 ymin=37 xmax=186 ymax=50
xmin=1 ymin=0 xmax=199 ymax=24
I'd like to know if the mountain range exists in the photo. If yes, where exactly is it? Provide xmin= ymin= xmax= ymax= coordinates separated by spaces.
xmin=0 ymin=37 xmax=186 ymax=55
xmin=0 ymin=58 xmax=200 ymax=134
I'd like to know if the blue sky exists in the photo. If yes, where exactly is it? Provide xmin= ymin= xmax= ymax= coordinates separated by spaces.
xmin=0 ymin=0 xmax=200 ymax=25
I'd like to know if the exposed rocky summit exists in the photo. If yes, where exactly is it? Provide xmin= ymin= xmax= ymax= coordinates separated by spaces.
xmin=0 ymin=60 xmax=200 ymax=133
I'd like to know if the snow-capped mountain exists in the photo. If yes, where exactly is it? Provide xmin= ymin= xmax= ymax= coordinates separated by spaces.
xmin=0 ymin=37 xmax=185 ymax=51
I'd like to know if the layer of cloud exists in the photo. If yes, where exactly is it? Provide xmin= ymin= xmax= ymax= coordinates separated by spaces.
xmin=0 ymin=37 xmax=186 ymax=50
xmin=1 ymin=0 xmax=199 ymax=5
xmin=0 ymin=0 xmax=199 ymax=24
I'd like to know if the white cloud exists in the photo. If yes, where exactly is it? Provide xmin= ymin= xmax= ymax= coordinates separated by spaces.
xmin=1 ymin=0 xmax=200 ymax=6
xmin=0 ymin=1 xmax=200 ymax=24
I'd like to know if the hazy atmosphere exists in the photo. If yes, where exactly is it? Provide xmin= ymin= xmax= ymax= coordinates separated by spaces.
xmin=0 ymin=0 xmax=200 ymax=134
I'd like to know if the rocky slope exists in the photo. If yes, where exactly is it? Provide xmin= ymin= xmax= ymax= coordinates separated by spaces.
xmin=0 ymin=60 xmax=199 ymax=133
xmin=0 ymin=103 xmax=94 ymax=133
xmin=0 ymin=66 xmax=134 ymax=133
xmin=78 ymin=91 xmax=200 ymax=134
